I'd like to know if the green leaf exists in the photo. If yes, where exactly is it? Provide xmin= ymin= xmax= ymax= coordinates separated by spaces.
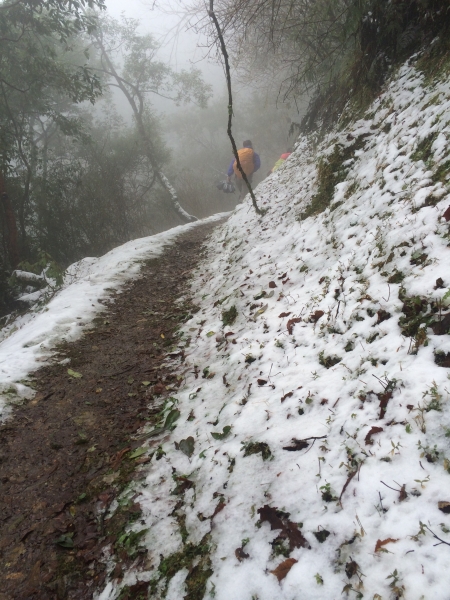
xmin=164 ymin=409 xmax=180 ymax=430
xmin=142 ymin=381 xmax=151 ymax=386
xmin=129 ymin=447 xmax=147 ymax=459
xmin=67 ymin=368 xmax=82 ymax=378
xmin=211 ymin=425 xmax=232 ymax=440
xmin=56 ymin=533 xmax=74 ymax=548
xmin=206 ymin=331 xmax=215 ymax=337
xmin=178 ymin=436 xmax=195 ymax=458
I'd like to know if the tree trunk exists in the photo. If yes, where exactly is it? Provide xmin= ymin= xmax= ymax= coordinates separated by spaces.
xmin=0 ymin=172 xmax=20 ymax=269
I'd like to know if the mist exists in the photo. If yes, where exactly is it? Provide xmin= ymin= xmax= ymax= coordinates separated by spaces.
xmin=0 ymin=0 xmax=304 ymax=317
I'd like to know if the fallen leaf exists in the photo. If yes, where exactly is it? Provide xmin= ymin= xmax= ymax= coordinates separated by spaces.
xmin=111 ymin=447 xmax=131 ymax=470
xmin=178 ymin=436 xmax=195 ymax=458
xmin=235 ymin=547 xmax=249 ymax=561
xmin=271 ymin=558 xmax=298 ymax=582
xmin=269 ymin=281 xmax=277 ymax=288
xmin=142 ymin=381 xmax=151 ymax=386
xmin=399 ymin=484 xmax=408 ymax=502
xmin=160 ymin=333 xmax=165 ymax=339
xmin=374 ymin=538 xmax=398 ymax=552
xmin=67 ymin=369 xmax=82 ymax=378
xmin=206 ymin=331 xmax=215 ymax=337
xmin=153 ymin=382 xmax=165 ymax=395
xmin=278 ymin=272 xmax=287 ymax=280
xmin=212 ymin=501 xmax=226 ymax=518
xmin=438 ymin=501 xmax=450 ymax=514
xmin=55 ymin=534 xmax=74 ymax=549
xmin=310 ymin=310 xmax=324 ymax=323
xmin=313 ymin=529 xmax=330 ymax=543
xmin=345 ymin=560 xmax=358 ymax=579
xmin=278 ymin=312 xmax=291 ymax=318
xmin=443 ymin=205 xmax=450 ymax=222
xmin=128 ymin=447 xmax=147 ymax=459
xmin=257 ymin=379 xmax=268 ymax=386
xmin=253 ymin=304 xmax=268 ymax=318
xmin=287 ymin=317 xmax=302 ymax=335
xmin=365 ymin=426 xmax=384 ymax=445
xmin=164 ymin=409 xmax=180 ymax=430
xmin=257 ymin=505 xmax=310 ymax=550
xmin=283 ymin=438 xmax=309 ymax=451
xmin=211 ymin=425 xmax=232 ymax=440
xmin=281 ymin=391 xmax=293 ymax=403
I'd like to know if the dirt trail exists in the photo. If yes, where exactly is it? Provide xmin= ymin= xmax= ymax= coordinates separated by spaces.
xmin=0 ymin=219 xmax=223 ymax=600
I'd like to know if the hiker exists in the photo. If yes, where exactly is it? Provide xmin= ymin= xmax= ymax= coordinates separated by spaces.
xmin=271 ymin=148 xmax=292 ymax=173
xmin=227 ymin=140 xmax=261 ymax=198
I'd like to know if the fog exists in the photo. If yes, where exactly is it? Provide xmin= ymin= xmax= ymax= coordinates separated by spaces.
xmin=0 ymin=0 xmax=305 ymax=288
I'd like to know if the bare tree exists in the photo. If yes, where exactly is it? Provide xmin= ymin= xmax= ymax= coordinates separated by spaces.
xmin=91 ymin=16 xmax=213 ymax=223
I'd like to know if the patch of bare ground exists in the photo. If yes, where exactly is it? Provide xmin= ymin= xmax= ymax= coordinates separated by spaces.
xmin=0 ymin=219 xmax=224 ymax=599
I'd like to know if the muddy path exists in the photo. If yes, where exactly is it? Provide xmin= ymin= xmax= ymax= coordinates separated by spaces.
xmin=0 ymin=219 xmax=223 ymax=600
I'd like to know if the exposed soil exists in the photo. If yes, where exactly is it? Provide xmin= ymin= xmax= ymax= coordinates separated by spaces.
xmin=0 ymin=219 xmax=224 ymax=600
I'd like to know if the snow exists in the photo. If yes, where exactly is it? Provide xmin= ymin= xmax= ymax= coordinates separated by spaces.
xmin=0 ymin=213 xmax=229 ymax=420
xmin=99 ymin=58 xmax=450 ymax=599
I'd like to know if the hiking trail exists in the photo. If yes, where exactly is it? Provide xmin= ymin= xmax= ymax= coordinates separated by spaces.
xmin=0 ymin=219 xmax=224 ymax=600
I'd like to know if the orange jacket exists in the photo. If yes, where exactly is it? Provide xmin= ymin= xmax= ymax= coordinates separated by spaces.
xmin=233 ymin=148 xmax=255 ymax=179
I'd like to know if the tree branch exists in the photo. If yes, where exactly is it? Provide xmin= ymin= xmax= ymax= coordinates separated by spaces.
xmin=208 ymin=0 xmax=262 ymax=216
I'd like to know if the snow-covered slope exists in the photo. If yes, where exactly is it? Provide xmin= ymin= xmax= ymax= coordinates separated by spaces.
xmin=0 ymin=214 xmax=228 ymax=420
xmin=103 ymin=60 xmax=450 ymax=600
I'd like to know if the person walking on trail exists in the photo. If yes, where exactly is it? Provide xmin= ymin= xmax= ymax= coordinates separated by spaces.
xmin=227 ymin=140 xmax=261 ymax=198
xmin=271 ymin=148 xmax=292 ymax=173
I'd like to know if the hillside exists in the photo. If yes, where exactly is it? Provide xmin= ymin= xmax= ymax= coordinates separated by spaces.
xmin=98 ymin=59 xmax=450 ymax=599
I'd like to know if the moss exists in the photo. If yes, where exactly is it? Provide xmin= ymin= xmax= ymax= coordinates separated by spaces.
xmin=242 ymin=441 xmax=272 ymax=461
xmin=417 ymin=35 xmax=450 ymax=84
xmin=411 ymin=132 xmax=438 ymax=164
xmin=300 ymin=137 xmax=368 ymax=220
xmin=344 ymin=341 xmax=354 ymax=352
xmin=330 ymin=201 xmax=343 ymax=212
xmin=387 ymin=271 xmax=405 ymax=284
xmin=399 ymin=295 xmax=435 ymax=338
xmin=366 ymin=332 xmax=379 ymax=344
xmin=222 ymin=305 xmax=237 ymax=326
xmin=432 ymin=160 xmax=450 ymax=185
xmin=318 ymin=351 xmax=342 ymax=368
xmin=155 ymin=536 xmax=212 ymax=599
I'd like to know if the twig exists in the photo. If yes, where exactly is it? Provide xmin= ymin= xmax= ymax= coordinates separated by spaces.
xmin=380 ymin=481 xmax=399 ymax=492
xmin=425 ymin=525 xmax=450 ymax=548
xmin=339 ymin=469 xmax=358 ymax=505
xmin=382 ymin=284 xmax=391 ymax=303
xmin=372 ymin=374 xmax=388 ymax=390
xmin=208 ymin=0 xmax=262 ymax=216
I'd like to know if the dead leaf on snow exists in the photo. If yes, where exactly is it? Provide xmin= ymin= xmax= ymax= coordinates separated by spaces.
xmin=438 ymin=501 xmax=450 ymax=514
xmin=287 ymin=318 xmax=301 ymax=335
xmin=257 ymin=505 xmax=310 ymax=550
xmin=374 ymin=538 xmax=398 ymax=552
xmin=310 ymin=310 xmax=324 ymax=323
xmin=281 ymin=391 xmax=293 ymax=403
xmin=270 ymin=558 xmax=298 ymax=582
xmin=364 ymin=426 xmax=383 ymax=445
xmin=235 ymin=547 xmax=249 ymax=562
